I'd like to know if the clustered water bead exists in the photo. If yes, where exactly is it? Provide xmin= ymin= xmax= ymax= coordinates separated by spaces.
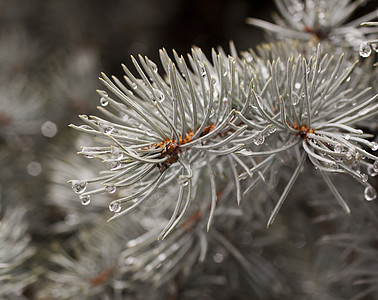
xmin=105 ymin=185 xmax=117 ymax=194
xmin=80 ymin=194 xmax=91 ymax=205
xmin=100 ymin=97 xmax=109 ymax=106
xmin=71 ymin=180 xmax=88 ymax=194
xmin=364 ymin=186 xmax=377 ymax=201
xmin=359 ymin=42 xmax=372 ymax=58
xmin=109 ymin=201 xmax=121 ymax=213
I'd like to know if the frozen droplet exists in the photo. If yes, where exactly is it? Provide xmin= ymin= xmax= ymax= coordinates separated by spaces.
xmin=364 ymin=186 xmax=376 ymax=201
xmin=294 ymin=82 xmax=301 ymax=89
xmin=367 ymin=165 xmax=377 ymax=177
xmin=344 ymin=134 xmax=350 ymax=140
xmin=154 ymin=89 xmax=165 ymax=102
xmin=106 ymin=161 xmax=122 ymax=170
xmin=72 ymin=180 xmax=87 ymax=194
xmin=99 ymin=122 xmax=114 ymax=135
xmin=105 ymin=185 xmax=117 ymax=194
xmin=334 ymin=143 xmax=343 ymax=153
xmin=80 ymin=194 xmax=91 ymax=205
xmin=252 ymin=131 xmax=265 ymax=146
xmin=109 ymin=201 xmax=121 ymax=213
xmin=100 ymin=97 xmax=108 ymax=106
xmin=360 ymin=173 xmax=368 ymax=183
xmin=370 ymin=142 xmax=378 ymax=151
xmin=177 ymin=176 xmax=189 ymax=186
xmin=359 ymin=43 xmax=372 ymax=58
xmin=373 ymin=160 xmax=378 ymax=172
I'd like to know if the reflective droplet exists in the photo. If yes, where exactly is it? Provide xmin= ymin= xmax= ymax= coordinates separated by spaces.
xmin=99 ymin=122 xmax=114 ymax=135
xmin=367 ymin=165 xmax=377 ymax=177
xmin=131 ymin=82 xmax=137 ymax=89
xmin=222 ymin=97 xmax=228 ymax=103
xmin=344 ymin=134 xmax=350 ymax=140
xmin=294 ymin=82 xmax=301 ymax=89
xmin=72 ymin=180 xmax=87 ymax=194
xmin=149 ymin=60 xmax=158 ymax=73
xmin=154 ymin=89 xmax=165 ymax=102
xmin=291 ymin=92 xmax=299 ymax=105
xmin=177 ymin=176 xmax=189 ymax=186
xmin=209 ymin=108 xmax=215 ymax=118
xmin=364 ymin=186 xmax=376 ymax=201
xmin=370 ymin=142 xmax=378 ymax=151
xmin=359 ymin=43 xmax=372 ymax=58
xmin=253 ymin=131 xmax=265 ymax=146
xmin=105 ymin=185 xmax=117 ymax=194
xmin=106 ymin=161 xmax=121 ymax=170
xmin=109 ymin=201 xmax=121 ymax=212
xmin=334 ymin=143 xmax=343 ymax=153
xmin=100 ymin=97 xmax=108 ymax=106
xmin=80 ymin=194 xmax=91 ymax=205
xmin=374 ymin=160 xmax=378 ymax=172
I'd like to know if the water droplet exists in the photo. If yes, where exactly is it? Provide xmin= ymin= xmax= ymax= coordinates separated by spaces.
xmin=223 ymin=71 xmax=228 ymax=77
xmin=222 ymin=97 xmax=228 ymax=103
xmin=111 ymin=148 xmax=124 ymax=160
xmin=370 ymin=142 xmax=378 ymax=151
xmin=71 ymin=180 xmax=87 ymax=194
xmin=109 ymin=201 xmax=121 ymax=212
xmin=80 ymin=194 xmax=91 ymax=205
xmin=344 ymin=134 xmax=350 ymax=140
xmin=177 ymin=176 xmax=189 ymax=186
xmin=291 ymin=92 xmax=299 ymax=105
xmin=360 ymin=173 xmax=368 ymax=183
xmin=334 ymin=143 xmax=343 ymax=153
xmin=359 ymin=43 xmax=372 ymax=58
xmin=294 ymin=82 xmax=301 ymax=89
xmin=106 ymin=161 xmax=122 ymax=170
xmin=105 ymin=185 xmax=117 ymax=194
xmin=367 ymin=165 xmax=377 ymax=177
xmin=99 ymin=122 xmax=114 ymax=135
xmin=149 ymin=60 xmax=158 ymax=73
xmin=153 ymin=89 xmax=165 ymax=102
xmin=209 ymin=108 xmax=215 ymax=118
xmin=131 ymin=82 xmax=137 ymax=90
xmin=374 ymin=160 xmax=378 ymax=172
xmin=252 ymin=131 xmax=265 ymax=146
xmin=364 ymin=186 xmax=376 ymax=201
xmin=100 ymin=97 xmax=108 ymax=106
